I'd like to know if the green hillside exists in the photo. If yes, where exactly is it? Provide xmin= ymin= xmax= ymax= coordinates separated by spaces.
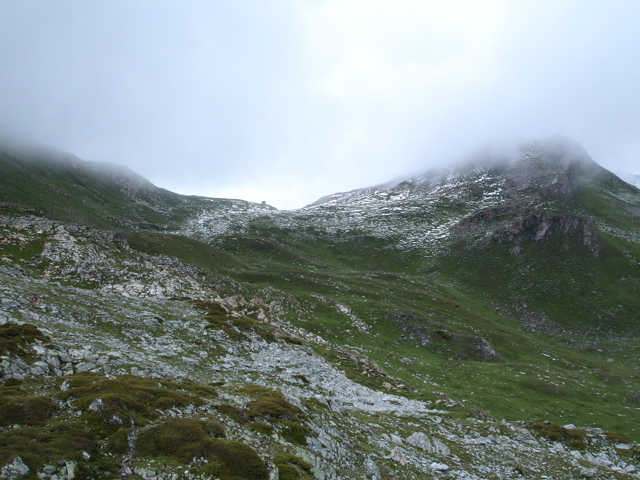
xmin=2 ymin=136 xmax=640 ymax=444
xmin=0 ymin=143 xmax=273 ymax=229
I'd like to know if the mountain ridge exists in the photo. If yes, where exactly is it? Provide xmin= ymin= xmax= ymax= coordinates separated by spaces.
xmin=1 ymin=135 xmax=640 ymax=479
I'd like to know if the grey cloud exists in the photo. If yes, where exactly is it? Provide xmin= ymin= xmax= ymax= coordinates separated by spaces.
xmin=0 ymin=1 xmax=639 ymax=209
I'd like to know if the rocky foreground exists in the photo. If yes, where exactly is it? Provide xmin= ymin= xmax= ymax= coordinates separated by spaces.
xmin=1 ymin=207 xmax=639 ymax=479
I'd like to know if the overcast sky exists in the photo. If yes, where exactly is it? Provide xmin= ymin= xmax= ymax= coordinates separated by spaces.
xmin=1 ymin=1 xmax=639 ymax=209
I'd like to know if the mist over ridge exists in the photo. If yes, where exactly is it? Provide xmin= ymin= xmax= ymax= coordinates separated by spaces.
xmin=1 ymin=2 xmax=640 ymax=209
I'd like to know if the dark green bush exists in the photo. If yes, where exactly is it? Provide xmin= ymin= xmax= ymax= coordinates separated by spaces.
xmin=605 ymin=431 xmax=632 ymax=444
xmin=275 ymin=453 xmax=313 ymax=480
xmin=105 ymin=428 xmax=129 ymax=454
xmin=137 ymin=418 xmax=267 ymax=479
xmin=0 ymin=322 xmax=49 ymax=357
xmin=281 ymin=421 xmax=311 ymax=446
xmin=247 ymin=396 xmax=303 ymax=422
xmin=249 ymin=421 xmax=274 ymax=435
xmin=59 ymin=374 xmax=203 ymax=433
xmin=215 ymin=403 xmax=249 ymax=424
xmin=528 ymin=420 xmax=588 ymax=449
xmin=0 ymin=396 xmax=58 ymax=426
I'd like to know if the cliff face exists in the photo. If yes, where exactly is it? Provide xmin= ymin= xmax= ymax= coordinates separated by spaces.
xmin=463 ymin=208 xmax=600 ymax=257
xmin=503 ymin=211 xmax=600 ymax=257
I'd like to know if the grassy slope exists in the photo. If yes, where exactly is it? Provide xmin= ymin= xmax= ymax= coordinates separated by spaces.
xmin=122 ymin=164 xmax=640 ymax=440
xmin=3 ymin=142 xmax=640 ymax=440
xmin=129 ymin=230 xmax=640 ymax=441
xmin=0 ymin=147 xmax=260 ymax=230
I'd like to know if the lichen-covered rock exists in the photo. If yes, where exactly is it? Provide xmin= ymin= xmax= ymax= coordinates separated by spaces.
xmin=390 ymin=447 xmax=408 ymax=466
xmin=0 ymin=457 xmax=29 ymax=479
xmin=363 ymin=456 xmax=380 ymax=479
xmin=406 ymin=432 xmax=431 ymax=452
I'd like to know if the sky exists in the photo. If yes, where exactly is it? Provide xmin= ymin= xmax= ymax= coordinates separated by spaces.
xmin=1 ymin=1 xmax=639 ymax=209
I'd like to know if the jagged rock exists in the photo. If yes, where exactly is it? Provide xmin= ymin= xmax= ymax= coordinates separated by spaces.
xmin=1 ymin=299 xmax=19 ymax=311
xmin=452 ymin=335 xmax=499 ymax=361
xmin=30 ymin=361 xmax=50 ymax=375
xmin=579 ymin=467 xmax=597 ymax=477
xmin=182 ymin=356 xmax=200 ymax=366
xmin=390 ymin=447 xmax=408 ymax=466
xmin=88 ymin=399 xmax=107 ymax=411
xmin=39 ymin=464 xmax=57 ymax=478
xmin=390 ymin=434 xmax=404 ymax=446
xmin=431 ymin=438 xmax=451 ymax=456
xmin=430 ymin=462 xmax=449 ymax=472
xmin=56 ymin=460 xmax=77 ymax=480
xmin=363 ymin=456 xmax=381 ymax=479
xmin=583 ymin=452 xmax=613 ymax=467
xmin=406 ymin=432 xmax=431 ymax=452
xmin=503 ymin=211 xmax=600 ymax=257
xmin=0 ymin=457 xmax=30 ymax=479
xmin=221 ymin=295 xmax=247 ymax=310
xmin=112 ymin=231 xmax=126 ymax=243
xmin=405 ymin=432 xmax=450 ymax=456
xmin=331 ymin=345 xmax=402 ymax=386
xmin=75 ymin=361 xmax=96 ymax=373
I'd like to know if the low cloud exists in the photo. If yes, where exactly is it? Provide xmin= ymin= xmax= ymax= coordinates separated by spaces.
xmin=0 ymin=1 xmax=638 ymax=209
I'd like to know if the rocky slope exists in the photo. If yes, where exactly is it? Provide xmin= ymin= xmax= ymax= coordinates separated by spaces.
xmin=1 ymin=206 xmax=639 ymax=480
xmin=1 ymin=135 xmax=640 ymax=479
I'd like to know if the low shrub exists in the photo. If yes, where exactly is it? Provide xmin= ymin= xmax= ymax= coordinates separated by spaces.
xmin=247 ymin=396 xmax=303 ymax=422
xmin=0 ymin=425 xmax=105 ymax=476
xmin=249 ymin=421 xmax=274 ymax=435
xmin=0 ymin=322 xmax=49 ymax=357
xmin=59 ymin=374 xmax=203 ymax=431
xmin=605 ymin=431 xmax=632 ymax=444
xmin=280 ymin=335 xmax=303 ymax=345
xmin=275 ymin=453 xmax=313 ymax=480
xmin=137 ymin=418 xmax=267 ymax=479
xmin=215 ymin=403 xmax=249 ymax=424
xmin=105 ymin=428 xmax=129 ymax=454
xmin=281 ymin=421 xmax=311 ymax=446
xmin=0 ymin=396 xmax=58 ymax=427
xmin=528 ymin=420 xmax=588 ymax=449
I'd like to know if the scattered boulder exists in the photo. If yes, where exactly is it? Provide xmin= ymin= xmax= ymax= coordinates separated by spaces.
xmin=0 ymin=457 xmax=29 ymax=479
xmin=111 ymin=231 xmax=126 ymax=243
xmin=363 ymin=456 xmax=381 ymax=479
xmin=390 ymin=447 xmax=408 ymax=466
xmin=579 ymin=467 xmax=597 ymax=478
xmin=56 ymin=460 xmax=77 ymax=480
xmin=406 ymin=432 xmax=431 ymax=451
xmin=430 ymin=462 xmax=450 ymax=472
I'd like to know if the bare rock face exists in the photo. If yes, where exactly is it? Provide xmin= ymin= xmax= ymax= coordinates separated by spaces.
xmin=111 ymin=231 xmax=127 ymax=243
xmin=452 ymin=335 xmax=499 ymax=361
xmin=465 ymin=205 xmax=515 ymax=224
xmin=388 ymin=313 xmax=500 ymax=362
xmin=461 ymin=208 xmax=600 ymax=257
xmin=332 ymin=344 xmax=405 ymax=388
